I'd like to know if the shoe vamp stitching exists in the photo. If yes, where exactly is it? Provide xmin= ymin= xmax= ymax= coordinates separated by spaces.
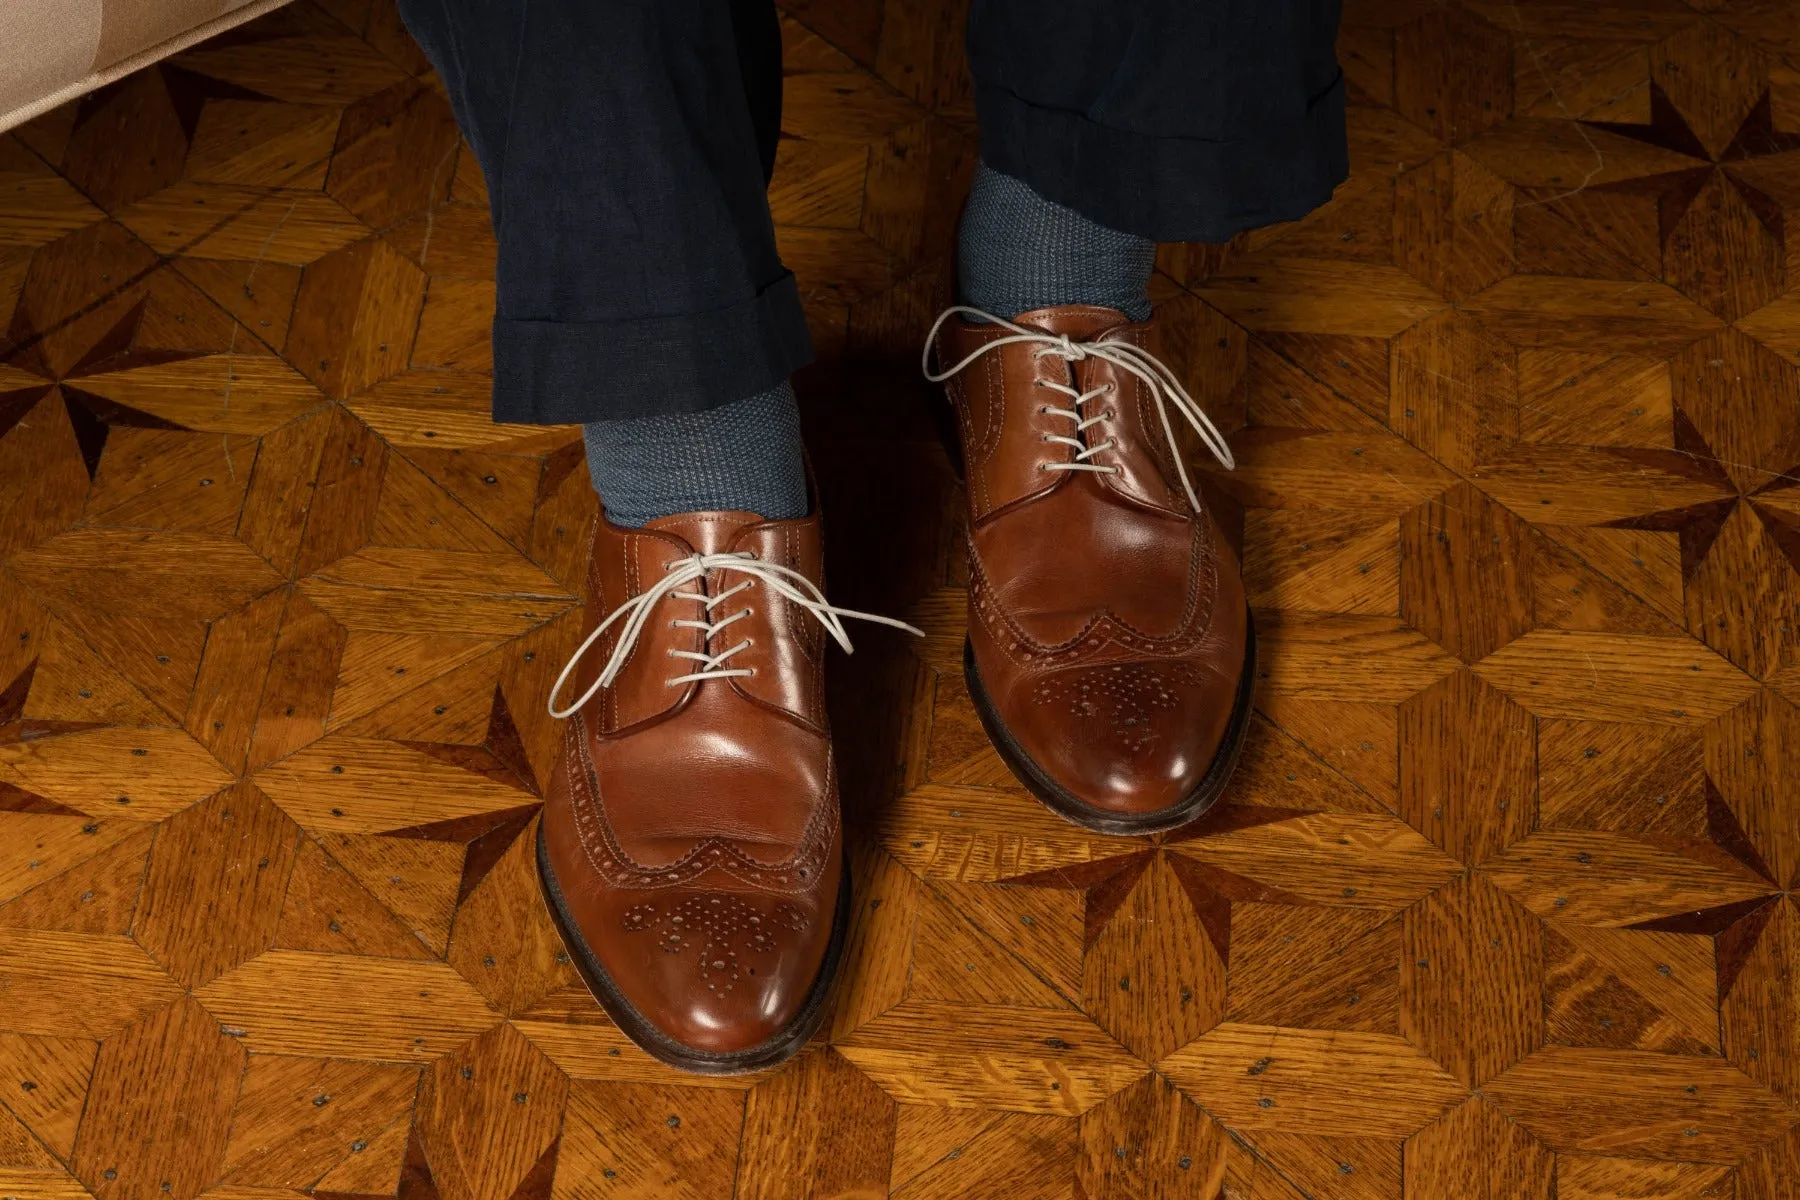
xmin=566 ymin=715 xmax=836 ymax=894
xmin=968 ymin=522 xmax=1215 ymax=669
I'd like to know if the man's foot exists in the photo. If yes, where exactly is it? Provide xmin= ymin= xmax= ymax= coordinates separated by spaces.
xmin=538 ymin=506 xmax=913 ymax=1073
xmin=926 ymin=304 xmax=1254 ymax=835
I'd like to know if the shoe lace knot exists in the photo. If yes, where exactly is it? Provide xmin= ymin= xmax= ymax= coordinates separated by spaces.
xmin=548 ymin=550 xmax=920 ymax=718
xmin=922 ymin=305 xmax=1235 ymax=509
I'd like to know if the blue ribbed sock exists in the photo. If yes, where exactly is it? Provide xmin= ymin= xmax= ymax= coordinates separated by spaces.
xmin=957 ymin=163 xmax=1155 ymax=321
xmin=582 ymin=382 xmax=807 ymax=527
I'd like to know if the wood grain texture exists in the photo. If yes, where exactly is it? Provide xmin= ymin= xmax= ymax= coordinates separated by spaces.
xmin=0 ymin=1032 xmax=97 ymax=1161
xmin=68 ymin=995 xmax=245 ymax=1200
xmin=220 ymin=1053 xmax=418 ymax=1189
xmin=888 ymin=1111 xmax=1077 ymax=1200
xmin=2 ymin=0 xmax=1798 ymax=1194
xmin=1158 ymin=1024 xmax=1467 ymax=1137
xmin=1483 ymin=1044 xmax=1799 ymax=1162
xmin=417 ymin=1022 xmax=566 ymax=1200
xmin=132 ymin=783 xmax=300 ymax=988
xmin=735 ymin=1048 xmax=897 ymax=1200
xmin=1404 ymin=1096 xmax=1552 ymax=1200
xmin=1075 ymin=1072 xmax=1227 ymax=1200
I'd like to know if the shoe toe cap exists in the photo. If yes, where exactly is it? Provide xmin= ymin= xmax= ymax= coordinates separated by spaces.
xmin=603 ymin=887 xmax=834 ymax=1057
xmin=1015 ymin=658 xmax=1242 ymax=817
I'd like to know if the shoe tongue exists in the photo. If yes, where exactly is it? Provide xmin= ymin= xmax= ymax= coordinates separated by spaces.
xmin=1007 ymin=304 xmax=1133 ymax=341
xmin=643 ymin=509 xmax=767 ymax=556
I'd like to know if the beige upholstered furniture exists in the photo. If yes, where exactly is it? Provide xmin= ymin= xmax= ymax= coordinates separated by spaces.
xmin=1 ymin=0 xmax=294 ymax=134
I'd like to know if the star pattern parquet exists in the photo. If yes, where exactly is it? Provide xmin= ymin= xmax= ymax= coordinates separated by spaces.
xmin=1 ymin=0 xmax=1799 ymax=1196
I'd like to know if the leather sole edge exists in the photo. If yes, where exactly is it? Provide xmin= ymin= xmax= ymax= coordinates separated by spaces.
xmin=534 ymin=822 xmax=851 ymax=1076
xmin=963 ymin=612 xmax=1258 ymax=837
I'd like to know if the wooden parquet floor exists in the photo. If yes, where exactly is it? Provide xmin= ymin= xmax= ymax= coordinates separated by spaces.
xmin=2 ymin=0 xmax=1800 ymax=1195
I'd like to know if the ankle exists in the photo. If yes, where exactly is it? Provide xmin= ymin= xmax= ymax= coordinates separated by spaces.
xmin=583 ymin=382 xmax=807 ymax=528
xmin=957 ymin=163 xmax=1154 ymax=322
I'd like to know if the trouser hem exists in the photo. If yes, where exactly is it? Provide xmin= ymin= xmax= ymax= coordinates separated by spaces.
xmin=489 ymin=271 xmax=815 ymax=424
xmin=974 ymin=72 xmax=1350 ymax=243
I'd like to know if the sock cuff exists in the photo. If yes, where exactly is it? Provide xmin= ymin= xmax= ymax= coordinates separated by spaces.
xmin=582 ymin=382 xmax=808 ymax=527
xmin=958 ymin=162 xmax=1155 ymax=322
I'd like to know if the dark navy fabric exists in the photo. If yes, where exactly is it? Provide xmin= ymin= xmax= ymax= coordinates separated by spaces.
xmin=398 ymin=0 xmax=1346 ymax=423
xmin=968 ymin=0 xmax=1348 ymax=242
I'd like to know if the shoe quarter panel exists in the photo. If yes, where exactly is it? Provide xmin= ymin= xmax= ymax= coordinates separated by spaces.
xmin=946 ymin=329 xmax=1069 ymax=523
xmin=726 ymin=520 xmax=828 ymax=731
xmin=584 ymin=523 xmax=702 ymax=734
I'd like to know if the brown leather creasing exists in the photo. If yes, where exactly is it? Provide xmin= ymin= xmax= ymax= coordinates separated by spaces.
xmin=943 ymin=305 xmax=1250 ymax=820
xmin=540 ymin=508 xmax=844 ymax=1057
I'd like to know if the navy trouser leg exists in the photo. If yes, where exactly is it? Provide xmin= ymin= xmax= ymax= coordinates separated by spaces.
xmin=396 ymin=0 xmax=805 ymax=424
xmin=967 ymin=0 xmax=1349 ymax=243
xmin=400 ymin=0 xmax=1347 ymax=423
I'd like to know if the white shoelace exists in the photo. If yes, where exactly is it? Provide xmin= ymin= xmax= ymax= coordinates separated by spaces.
xmin=547 ymin=551 xmax=921 ymax=719
xmin=921 ymin=305 xmax=1236 ymax=509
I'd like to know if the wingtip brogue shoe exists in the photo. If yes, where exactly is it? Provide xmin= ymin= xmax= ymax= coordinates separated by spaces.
xmin=537 ymin=506 xmax=906 ymax=1072
xmin=928 ymin=304 xmax=1256 ymax=835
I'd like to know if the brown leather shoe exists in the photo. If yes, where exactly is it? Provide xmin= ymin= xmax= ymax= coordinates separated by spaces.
xmin=926 ymin=304 xmax=1255 ymax=835
xmin=537 ymin=506 xmax=912 ymax=1073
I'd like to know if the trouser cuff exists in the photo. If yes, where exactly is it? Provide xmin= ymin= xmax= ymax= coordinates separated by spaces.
xmin=974 ymin=72 xmax=1350 ymax=244
xmin=489 ymin=272 xmax=814 ymax=424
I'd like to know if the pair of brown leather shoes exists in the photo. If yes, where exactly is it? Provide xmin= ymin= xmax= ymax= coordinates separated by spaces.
xmin=537 ymin=304 xmax=1253 ymax=1073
